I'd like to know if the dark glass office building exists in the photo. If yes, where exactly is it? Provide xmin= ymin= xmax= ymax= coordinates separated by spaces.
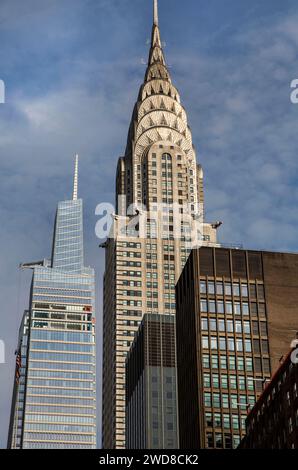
xmin=7 ymin=158 xmax=97 ymax=449
xmin=175 ymin=246 xmax=298 ymax=449
xmin=126 ymin=314 xmax=178 ymax=449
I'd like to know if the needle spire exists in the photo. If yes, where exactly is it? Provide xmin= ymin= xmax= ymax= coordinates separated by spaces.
xmin=72 ymin=154 xmax=79 ymax=201
xmin=154 ymin=0 xmax=159 ymax=26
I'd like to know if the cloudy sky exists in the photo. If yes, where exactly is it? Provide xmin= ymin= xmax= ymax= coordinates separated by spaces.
xmin=0 ymin=0 xmax=297 ymax=448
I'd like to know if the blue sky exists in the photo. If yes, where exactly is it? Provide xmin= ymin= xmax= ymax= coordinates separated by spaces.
xmin=0 ymin=0 xmax=298 ymax=448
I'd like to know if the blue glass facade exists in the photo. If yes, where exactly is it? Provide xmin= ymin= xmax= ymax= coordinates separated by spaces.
xmin=52 ymin=200 xmax=84 ymax=273
xmin=8 ymin=190 xmax=96 ymax=449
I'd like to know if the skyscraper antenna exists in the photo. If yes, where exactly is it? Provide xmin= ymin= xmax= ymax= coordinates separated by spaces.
xmin=154 ymin=0 xmax=159 ymax=26
xmin=72 ymin=154 xmax=79 ymax=200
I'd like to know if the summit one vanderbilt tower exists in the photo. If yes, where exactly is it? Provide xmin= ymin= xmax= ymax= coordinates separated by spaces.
xmin=8 ymin=158 xmax=96 ymax=449
xmin=102 ymin=1 xmax=219 ymax=449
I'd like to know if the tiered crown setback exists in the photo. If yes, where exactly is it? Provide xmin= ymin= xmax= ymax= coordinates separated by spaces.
xmin=123 ymin=0 xmax=199 ymax=208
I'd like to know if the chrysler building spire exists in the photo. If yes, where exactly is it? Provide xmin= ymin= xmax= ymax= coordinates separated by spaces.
xmin=147 ymin=0 xmax=165 ymax=75
xmin=153 ymin=0 xmax=159 ymax=26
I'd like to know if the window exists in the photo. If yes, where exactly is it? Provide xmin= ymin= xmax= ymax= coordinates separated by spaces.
xmin=205 ymin=412 xmax=213 ymax=427
xmin=202 ymin=337 xmax=209 ymax=349
xmin=237 ymin=357 xmax=245 ymax=371
xmin=208 ymin=281 xmax=215 ymax=295
xmin=200 ymin=281 xmax=207 ymax=294
xmin=230 ymin=375 xmax=237 ymax=390
xmin=210 ymin=319 xmax=217 ymax=331
xmin=207 ymin=433 xmax=214 ymax=448
xmin=242 ymin=303 xmax=249 ymax=315
xmin=247 ymin=378 xmax=254 ymax=391
xmin=226 ymin=302 xmax=233 ymax=314
xmin=167 ymin=422 xmax=174 ymax=431
xmin=239 ymin=377 xmax=246 ymax=390
xmin=211 ymin=355 xmax=219 ymax=369
xmin=246 ymin=358 xmax=253 ymax=372
xmin=257 ymin=284 xmax=265 ymax=300
xmin=249 ymin=284 xmax=257 ymax=298
xmin=233 ymin=435 xmax=241 ymax=449
xmin=212 ymin=373 xmax=219 ymax=388
xmin=229 ymin=356 xmax=236 ymax=370
xmin=213 ymin=393 xmax=221 ymax=408
xmin=216 ymin=282 xmax=223 ymax=295
xmin=258 ymin=303 xmax=266 ymax=317
xmin=231 ymin=395 xmax=238 ymax=409
xmin=200 ymin=300 xmax=208 ymax=312
xmin=234 ymin=302 xmax=241 ymax=315
xmin=235 ymin=321 xmax=242 ymax=333
xmin=243 ymin=321 xmax=251 ymax=334
xmin=219 ymin=337 xmax=226 ymax=351
xmin=236 ymin=339 xmax=243 ymax=352
xmin=214 ymin=413 xmax=221 ymax=427
xmin=225 ymin=283 xmax=232 ymax=296
xmin=239 ymin=396 xmax=248 ymax=410
xmin=203 ymin=354 xmax=210 ymax=369
xmin=217 ymin=301 xmax=224 ymax=314
xmin=223 ymin=414 xmax=230 ymax=429
xmin=215 ymin=433 xmax=223 ymax=448
xmin=232 ymin=415 xmax=239 ymax=430
xmin=218 ymin=320 xmax=225 ymax=332
xmin=204 ymin=373 xmax=211 ymax=387
xmin=262 ymin=339 xmax=269 ymax=354
xmin=226 ymin=320 xmax=234 ymax=332
xmin=221 ymin=374 xmax=228 ymax=389
xmin=204 ymin=392 xmax=212 ymax=407
xmin=254 ymin=358 xmax=262 ymax=373
xmin=228 ymin=338 xmax=235 ymax=351
xmin=220 ymin=356 xmax=227 ymax=370
xmin=201 ymin=318 xmax=208 ymax=331
xmin=211 ymin=337 xmax=218 ymax=350
xmin=252 ymin=321 xmax=259 ymax=335
xmin=209 ymin=300 xmax=216 ymax=313
xmin=233 ymin=283 xmax=240 ymax=297
xmin=222 ymin=394 xmax=229 ymax=408
xmin=250 ymin=302 xmax=258 ymax=317
xmin=241 ymin=284 xmax=248 ymax=297
xmin=260 ymin=322 xmax=268 ymax=336
xmin=253 ymin=339 xmax=260 ymax=354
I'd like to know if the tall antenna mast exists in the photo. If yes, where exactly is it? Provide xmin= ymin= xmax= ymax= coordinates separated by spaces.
xmin=72 ymin=154 xmax=79 ymax=201
xmin=154 ymin=0 xmax=159 ymax=26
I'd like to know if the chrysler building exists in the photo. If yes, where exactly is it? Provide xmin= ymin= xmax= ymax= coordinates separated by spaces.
xmin=102 ymin=0 xmax=219 ymax=449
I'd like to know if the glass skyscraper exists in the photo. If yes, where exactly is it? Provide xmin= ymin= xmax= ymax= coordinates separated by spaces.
xmin=8 ymin=156 xmax=96 ymax=449
xmin=126 ymin=314 xmax=178 ymax=449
